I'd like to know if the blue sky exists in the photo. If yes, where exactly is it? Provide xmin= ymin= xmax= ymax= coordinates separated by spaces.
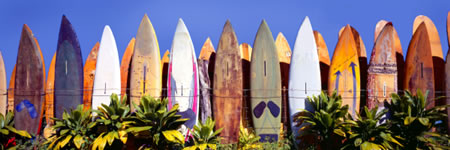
xmin=0 ymin=0 xmax=449 ymax=83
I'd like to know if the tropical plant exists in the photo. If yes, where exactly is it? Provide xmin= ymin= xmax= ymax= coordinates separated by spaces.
xmin=341 ymin=106 xmax=403 ymax=150
xmin=124 ymin=96 xmax=187 ymax=149
xmin=184 ymin=117 xmax=222 ymax=150
xmin=238 ymin=126 xmax=261 ymax=150
xmin=46 ymin=105 xmax=96 ymax=150
xmin=0 ymin=111 xmax=31 ymax=149
xmin=386 ymin=90 xmax=450 ymax=149
xmin=92 ymin=93 xmax=130 ymax=150
xmin=293 ymin=91 xmax=348 ymax=150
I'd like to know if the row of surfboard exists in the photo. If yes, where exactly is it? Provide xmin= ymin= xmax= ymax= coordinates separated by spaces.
xmin=0 ymin=13 xmax=450 ymax=144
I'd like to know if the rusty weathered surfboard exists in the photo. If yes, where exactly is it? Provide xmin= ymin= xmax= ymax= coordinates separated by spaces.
xmin=120 ymin=38 xmax=135 ymax=102
xmin=375 ymin=20 xmax=405 ymax=93
xmin=367 ymin=23 xmax=397 ymax=110
xmin=274 ymin=32 xmax=291 ymax=131
xmin=7 ymin=65 xmax=15 ymax=112
xmin=213 ymin=21 xmax=242 ymax=144
xmin=45 ymin=53 xmax=56 ymax=123
xmin=314 ymin=31 xmax=330 ymax=92
xmin=54 ymin=16 xmax=84 ymax=119
xmin=239 ymin=43 xmax=252 ymax=128
xmin=413 ymin=15 xmax=444 ymax=106
xmin=130 ymin=14 xmax=161 ymax=110
xmin=83 ymin=42 xmax=99 ymax=109
xmin=198 ymin=38 xmax=214 ymax=123
xmin=339 ymin=26 xmax=367 ymax=110
xmin=161 ymin=50 xmax=170 ymax=98
xmin=329 ymin=25 xmax=361 ymax=118
xmin=14 ymin=24 xmax=45 ymax=134
xmin=250 ymin=20 xmax=282 ymax=142
xmin=405 ymin=23 xmax=434 ymax=108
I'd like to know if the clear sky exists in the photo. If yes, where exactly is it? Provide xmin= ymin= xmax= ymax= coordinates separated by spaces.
xmin=0 ymin=0 xmax=449 ymax=84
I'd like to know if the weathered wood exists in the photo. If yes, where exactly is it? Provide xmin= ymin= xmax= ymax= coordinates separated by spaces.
xmin=413 ymin=15 xmax=444 ymax=106
xmin=213 ymin=21 xmax=242 ymax=144
xmin=239 ymin=43 xmax=252 ymax=129
xmin=405 ymin=23 xmax=434 ymax=108
xmin=0 ymin=52 xmax=6 ymax=115
xmin=375 ymin=20 xmax=405 ymax=94
xmin=14 ymin=24 xmax=45 ymax=134
xmin=367 ymin=23 xmax=397 ymax=109
xmin=161 ymin=50 xmax=169 ymax=98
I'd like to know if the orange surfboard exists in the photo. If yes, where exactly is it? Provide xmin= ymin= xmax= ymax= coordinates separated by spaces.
xmin=7 ymin=65 xmax=16 ymax=112
xmin=405 ymin=23 xmax=434 ymax=108
xmin=314 ymin=31 xmax=330 ymax=91
xmin=120 ymin=38 xmax=135 ymax=101
xmin=83 ymin=42 xmax=100 ymax=109
xmin=329 ymin=25 xmax=361 ymax=117
xmin=45 ymin=53 xmax=56 ymax=123
xmin=375 ymin=20 xmax=405 ymax=91
xmin=274 ymin=32 xmax=291 ymax=131
xmin=199 ymin=37 xmax=215 ymax=61
xmin=339 ymin=26 xmax=367 ymax=109
xmin=446 ymin=11 xmax=450 ymax=134
xmin=240 ymin=43 xmax=252 ymax=128
xmin=161 ymin=50 xmax=170 ymax=98
xmin=367 ymin=23 xmax=397 ymax=109
xmin=413 ymin=15 xmax=444 ymax=104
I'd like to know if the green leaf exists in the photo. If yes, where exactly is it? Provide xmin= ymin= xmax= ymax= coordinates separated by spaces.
xmin=73 ymin=135 xmax=84 ymax=149
xmin=404 ymin=116 xmax=416 ymax=125
xmin=418 ymin=117 xmax=429 ymax=126
xmin=354 ymin=138 xmax=362 ymax=147
xmin=360 ymin=141 xmax=383 ymax=150
xmin=162 ymin=130 xmax=185 ymax=144
xmin=0 ymin=129 xmax=9 ymax=135
xmin=59 ymin=135 xmax=72 ymax=148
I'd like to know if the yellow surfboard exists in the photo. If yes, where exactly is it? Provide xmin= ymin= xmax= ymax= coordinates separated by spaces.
xmin=329 ymin=25 xmax=360 ymax=118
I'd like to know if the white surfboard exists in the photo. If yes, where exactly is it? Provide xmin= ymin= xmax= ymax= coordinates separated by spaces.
xmin=167 ymin=19 xmax=200 ymax=139
xmin=92 ymin=26 xmax=121 ymax=109
xmin=288 ymin=17 xmax=322 ymax=140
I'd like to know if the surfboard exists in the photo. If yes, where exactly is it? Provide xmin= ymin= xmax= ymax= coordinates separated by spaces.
xmin=314 ymin=31 xmax=330 ymax=91
xmin=329 ymin=25 xmax=360 ymax=118
xmin=367 ymin=23 xmax=397 ymax=110
xmin=212 ymin=21 xmax=242 ymax=144
xmin=167 ymin=18 xmax=199 ymax=139
xmin=198 ymin=38 xmax=214 ymax=123
xmin=339 ymin=26 xmax=367 ymax=110
xmin=7 ymin=65 xmax=15 ymax=112
xmin=240 ymin=43 xmax=252 ymax=128
xmin=289 ymin=17 xmax=322 ymax=142
xmin=83 ymin=42 xmax=99 ymax=109
xmin=250 ymin=20 xmax=282 ymax=142
xmin=413 ymin=15 xmax=443 ymax=107
xmin=161 ymin=50 xmax=170 ymax=98
xmin=375 ymin=20 xmax=405 ymax=92
xmin=0 ymin=52 xmax=6 ymax=115
xmin=54 ymin=16 xmax=83 ymax=119
xmin=14 ymin=24 xmax=45 ymax=134
xmin=120 ymin=38 xmax=135 ymax=103
xmin=92 ymin=26 xmax=121 ymax=109
xmin=130 ymin=14 xmax=161 ymax=110
xmin=45 ymin=53 xmax=56 ymax=123
xmin=275 ymin=32 xmax=291 ymax=131
xmin=405 ymin=23 xmax=434 ymax=108
xmin=446 ymin=11 xmax=450 ymax=135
